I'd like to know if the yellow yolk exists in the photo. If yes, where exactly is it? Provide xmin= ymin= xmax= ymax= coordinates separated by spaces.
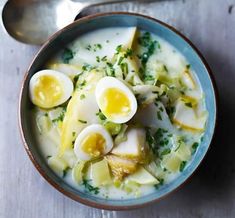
xmin=101 ymin=88 xmax=131 ymax=117
xmin=33 ymin=75 xmax=63 ymax=108
xmin=81 ymin=133 xmax=106 ymax=157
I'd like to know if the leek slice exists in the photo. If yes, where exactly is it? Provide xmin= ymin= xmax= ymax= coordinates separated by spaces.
xmin=72 ymin=161 xmax=86 ymax=184
xmin=90 ymin=159 xmax=112 ymax=186
xmin=126 ymin=166 xmax=159 ymax=185
xmin=48 ymin=156 xmax=68 ymax=177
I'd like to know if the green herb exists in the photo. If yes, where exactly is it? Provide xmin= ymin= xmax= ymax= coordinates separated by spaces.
xmin=86 ymin=44 xmax=92 ymax=51
xmin=76 ymin=80 xmax=86 ymax=90
xmin=163 ymin=65 xmax=168 ymax=72
xmin=82 ymin=63 xmax=94 ymax=72
xmin=144 ymin=74 xmax=154 ymax=81
xmin=157 ymin=111 xmax=162 ymax=120
xmin=159 ymin=107 xmax=164 ymax=112
xmin=101 ymin=56 xmax=107 ymax=62
xmin=95 ymin=43 xmax=102 ymax=50
xmin=145 ymin=127 xmax=158 ymax=154
xmin=96 ymin=56 xmax=100 ymax=63
xmin=63 ymin=167 xmax=70 ymax=178
xmin=180 ymin=161 xmax=187 ymax=172
xmin=72 ymin=132 xmax=76 ymax=137
xmin=124 ymin=48 xmax=133 ymax=58
xmin=44 ymin=113 xmax=48 ymax=117
xmin=118 ymin=56 xmax=124 ymax=65
xmin=73 ymin=74 xmax=80 ymax=85
xmin=78 ymin=119 xmax=87 ymax=124
xmin=52 ymin=107 xmax=66 ymax=123
xmin=120 ymin=62 xmax=128 ymax=75
xmin=96 ymin=110 xmax=107 ymax=121
xmin=185 ymin=102 xmax=193 ymax=108
xmin=154 ymin=178 xmax=164 ymax=189
xmin=115 ymin=45 xmax=122 ymax=54
xmin=62 ymin=48 xmax=74 ymax=64
xmin=186 ymin=64 xmax=191 ymax=69
xmin=80 ymin=94 xmax=86 ymax=100
xmin=106 ymin=62 xmax=115 ymax=77
xmin=192 ymin=142 xmax=199 ymax=153
xmin=161 ymin=148 xmax=171 ymax=156
xmin=106 ymin=40 xmax=109 ymax=43
xmin=46 ymin=155 xmax=52 ymax=159
xmin=82 ymin=179 xmax=99 ymax=194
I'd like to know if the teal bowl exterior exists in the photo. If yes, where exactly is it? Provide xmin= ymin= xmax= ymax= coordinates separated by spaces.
xmin=19 ymin=12 xmax=217 ymax=210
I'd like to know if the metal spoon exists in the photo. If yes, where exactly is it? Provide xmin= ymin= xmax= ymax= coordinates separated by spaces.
xmin=1 ymin=0 xmax=130 ymax=45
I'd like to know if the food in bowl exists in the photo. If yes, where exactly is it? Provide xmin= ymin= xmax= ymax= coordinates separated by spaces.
xmin=29 ymin=27 xmax=208 ymax=199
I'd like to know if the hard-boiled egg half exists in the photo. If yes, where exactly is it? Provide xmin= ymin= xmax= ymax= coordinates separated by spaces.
xmin=95 ymin=77 xmax=137 ymax=123
xmin=29 ymin=70 xmax=73 ymax=108
xmin=74 ymin=124 xmax=113 ymax=160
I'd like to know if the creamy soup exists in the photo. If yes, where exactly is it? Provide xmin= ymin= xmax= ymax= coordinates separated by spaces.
xmin=29 ymin=27 xmax=207 ymax=199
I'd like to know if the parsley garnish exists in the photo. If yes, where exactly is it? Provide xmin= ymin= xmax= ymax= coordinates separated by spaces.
xmin=160 ymin=148 xmax=171 ymax=156
xmin=82 ymin=179 xmax=99 ymax=194
xmin=78 ymin=119 xmax=87 ymax=124
xmin=52 ymin=107 xmax=66 ymax=123
xmin=80 ymin=94 xmax=85 ymax=100
xmin=157 ymin=111 xmax=162 ymax=120
xmin=180 ymin=161 xmax=187 ymax=172
xmin=96 ymin=110 xmax=107 ymax=121
xmin=154 ymin=178 xmax=164 ymax=189
xmin=62 ymin=48 xmax=75 ymax=63
xmin=185 ymin=102 xmax=193 ymax=108
xmin=115 ymin=45 xmax=122 ymax=54
xmin=192 ymin=142 xmax=199 ymax=153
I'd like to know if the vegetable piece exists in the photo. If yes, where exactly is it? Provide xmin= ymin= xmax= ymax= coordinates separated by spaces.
xmin=48 ymin=156 xmax=68 ymax=177
xmin=173 ymin=98 xmax=207 ymax=131
xmin=72 ymin=161 xmax=86 ymax=184
xmin=181 ymin=69 xmax=196 ymax=89
xmin=46 ymin=63 xmax=83 ymax=79
xmin=161 ymin=153 xmax=181 ymax=172
xmin=61 ymin=149 xmax=77 ymax=168
xmin=104 ymin=122 xmax=122 ymax=136
xmin=90 ymin=159 xmax=112 ymax=186
xmin=126 ymin=166 xmax=159 ymax=185
xmin=82 ymin=179 xmax=99 ymax=194
xmin=105 ymin=155 xmax=137 ymax=181
xmin=36 ymin=114 xmax=52 ymax=134
xmin=112 ymin=128 xmax=146 ymax=161
xmin=174 ymin=142 xmax=191 ymax=161
xmin=59 ymin=71 xmax=102 ymax=156
xmin=114 ymin=124 xmax=128 ymax=145
xmin=144 ymin=161 xmax=165 ymax=179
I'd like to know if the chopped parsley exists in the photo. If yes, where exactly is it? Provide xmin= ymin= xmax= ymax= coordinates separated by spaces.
xmin=82 ymin=179 xmax=99 ymax=194
xmin=186 ymin=64 xmax=191 ymax=69
xmin=96 ymin=110 xmax=107 ymax=121
xmin=163 ymin=65 xmax=168 ymax=73
xmin=78 ymin=119 xmax=87 ymax=124
xmin=86 ymin=43 xmax=102 ymax=52
xmin=154 ymin=178 xmax=164 ymax=189
xmin=192 ymin=142 xmax=199 ymax=153
xmin=62 ymin=48 xmax=75 ymax=64
xmin=160 ymin=148 xmax=171 ymax=156
xmin=118 ymin=56 xmax=124 ymax=65
xmin=180 ymin=161 xmax=187 ymax=172
xmin=96 ymin=56 xmax=100 ymax=63
xmin=82 ymin=63 xmax=94 ymax=72
xmin=157 ymin=111 xmax=162 ymax=120
xmin=115 ymin=45 xmax=122 ymax=54
xmin=52 ymin=107 xmax=66 ymax=123
xmin=106 ymin=62 xmax=115 ymax=77
xmin=185 ymin=102 xmax=193 ymax=108
xmin=80 ymin=94 xmax=86 ymax=100
xmin=120 ymin=62 xmax=128 ymax=75
xmin=101 ymin=56 xmax=107 ymax=62
xmin=72 ymin=132 xmax=76 ymax=137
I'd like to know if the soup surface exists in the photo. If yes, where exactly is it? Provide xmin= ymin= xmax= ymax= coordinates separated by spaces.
xmin=29 ymin=27 xmax=208 ymax=199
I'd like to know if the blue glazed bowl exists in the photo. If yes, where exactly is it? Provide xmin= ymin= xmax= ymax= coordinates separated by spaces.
xmin=19 ymin=12 xmax=217 ymax=210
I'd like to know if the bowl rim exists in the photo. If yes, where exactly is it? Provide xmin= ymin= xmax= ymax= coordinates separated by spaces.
xmin=18 ymin=11 xmax=218 ymax=210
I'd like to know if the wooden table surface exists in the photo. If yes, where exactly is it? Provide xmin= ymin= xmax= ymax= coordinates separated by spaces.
xmin=1 ymin=0 xmax=235 ymax=217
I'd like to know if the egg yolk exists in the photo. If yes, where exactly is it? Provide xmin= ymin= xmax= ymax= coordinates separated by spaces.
xmin=101 ymin=88 xmax=131 ymax=117
xmin=81 ymin=133 xmax=106 ymax=157
xmin=33 ymin=75 xmax=63 ymax=108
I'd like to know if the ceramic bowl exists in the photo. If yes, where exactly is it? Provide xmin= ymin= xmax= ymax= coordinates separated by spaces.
xmin=19 ymin=12 xmax=217 ymax=210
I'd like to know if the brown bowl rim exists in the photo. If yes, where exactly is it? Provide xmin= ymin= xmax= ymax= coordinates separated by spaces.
xmin=18 ymin=11 xmax=218 ymax=211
